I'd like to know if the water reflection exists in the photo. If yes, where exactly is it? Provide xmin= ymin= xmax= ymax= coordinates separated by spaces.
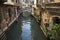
xmin=7 ymin=13 xmax=47 ymax=40
xmin=21 ymin=20 xmax=32 ymax=40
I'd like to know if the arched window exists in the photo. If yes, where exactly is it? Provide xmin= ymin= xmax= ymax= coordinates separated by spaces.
xmin=8 ymin=8 xmax=12 ymax=21
xmin=8 ymin=8 xmax=11 ymax=17
xmin=53 ymin=17 xmax=60 ymax=24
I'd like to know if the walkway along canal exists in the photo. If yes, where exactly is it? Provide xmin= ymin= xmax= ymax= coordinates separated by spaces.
xmin=7 ymin=13 xmax=47 ymax=40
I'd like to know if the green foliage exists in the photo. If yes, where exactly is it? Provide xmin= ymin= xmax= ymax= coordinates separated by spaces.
xmin=48 ymin=24 xmax=60 ymax=40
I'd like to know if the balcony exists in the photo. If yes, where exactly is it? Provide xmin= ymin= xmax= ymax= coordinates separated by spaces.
xmin=45 ymin=0 xmax=60 ymax=15
xmin=46 ymin=8 xmax=60 ymax=16
xmin=45 ymin=0 xmax=60 ymax=6
xmin=45 ymin=2 xmax=60 ymax=7
xmin=4 ymin=0 xmax=15 ymax=5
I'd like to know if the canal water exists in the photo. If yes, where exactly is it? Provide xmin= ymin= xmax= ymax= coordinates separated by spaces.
xmin=7 ymin=13 xmax=47 ymax=40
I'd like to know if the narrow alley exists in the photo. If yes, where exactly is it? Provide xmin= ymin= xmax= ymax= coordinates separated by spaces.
xmin=7 ymin=13 xmax=47 ymax=40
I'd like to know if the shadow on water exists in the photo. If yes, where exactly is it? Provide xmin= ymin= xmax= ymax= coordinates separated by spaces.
xmin=7 ymin=13 xmax=47 ymax=40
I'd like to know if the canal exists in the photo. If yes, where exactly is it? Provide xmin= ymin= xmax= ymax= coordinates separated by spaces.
xmin=7 ymin=12 xmax=47 ymax=40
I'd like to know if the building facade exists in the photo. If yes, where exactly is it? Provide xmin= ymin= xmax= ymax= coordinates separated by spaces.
xmin=32 ymin=0 xmax=60 ymax=38
xmin=0 ymin=0 xmax=21 ymax=40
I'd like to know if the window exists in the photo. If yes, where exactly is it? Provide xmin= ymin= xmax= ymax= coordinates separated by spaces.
xmin=37 ymin=0 xmax=38 ymax=4
xmin=0 ymin=10 xmax=2 ymax=23
xmin=31 ymin=1 xmax=34 ymax=5
xmin=0 ymin=8 xmax=3 ymax=29
xmin=12 ymin=0 xmax=14 ymax=2
xmin=4 ymin=0 xmax=7 ymax=2
xmin=8 ymin=8 xmax=11 ymax=17
xmin=25 ymin=0 xmax=29 ymax=3
xmin=8 ymin=8 xmax=12 ymax=21
xmin=0 ymin=8 xmax=4 ymax=23
xmin=0 ymin=12 xmax=2 ymax=29
xmin=50 ymin=0 xmax=54 ymax=2
xmin=16 ymin=0 xmax=20 ymax=3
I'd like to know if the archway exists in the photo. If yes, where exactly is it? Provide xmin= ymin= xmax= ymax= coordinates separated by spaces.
xmin=52 ymin=17 xmax=60 ymax=24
